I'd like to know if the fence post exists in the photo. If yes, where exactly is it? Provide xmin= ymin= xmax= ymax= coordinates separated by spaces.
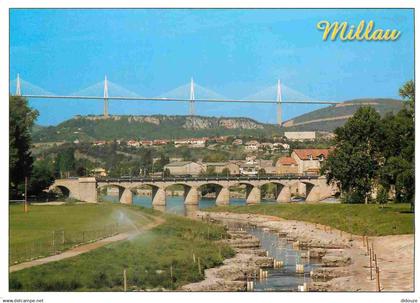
xmin=123 ymin=269 xmax=127 ymax=292
xmin=369 ymin=248 xmax=373 ymax=280
xmin=366 ymin=237 xmax=369 ymax=254
xmin=376 ymin=266 xmax=381 ymax=291
xmin=62 ymin=230 xmax=65 ymax=245
xmin=52 ymin=231 xmax=55 ymax=253
xmin=170 ymin=264 xmax=173 ymax=289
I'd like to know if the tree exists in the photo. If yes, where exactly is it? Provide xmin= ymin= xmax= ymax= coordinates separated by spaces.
xmin=154 ymin=154 xmax=169 ymax=172
xmin=28 ymin=159 xmax=55 ymax=196
xmin=376 ymin=184 xmax=388 ymax=206
xmin=9 ymin=96 xmax=39 ymax=198
xmin=206 ymin=166 xmax=216 ymax=176
xmin=163 ymin=168 xmax=171 ymax=177
xmin=221 ymin=168 xmax=230 ymax=176
xmin=322 ymin=80 xmax=415 ymax=207
xmin=258 ymin=168 xmax=267 ymax=176
xmin=379 ymin=81 xmax=415 ymax=209
xmin=56 ymin=148 xmax=76 ymax=178
xmin=141 ymin=150 xmax=153 ymax=175
xmin=321 ymin=106 xmax=384 ymax=203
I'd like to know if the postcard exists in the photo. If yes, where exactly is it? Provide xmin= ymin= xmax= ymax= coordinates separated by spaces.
xmin=3 ymin=4 xmax=416 ymax=303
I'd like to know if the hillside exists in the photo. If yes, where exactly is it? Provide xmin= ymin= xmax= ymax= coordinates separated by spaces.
xmin=32 ymin=99 xmax=405 ymax=142
xmin=32 ymin=115 xmax=282 ymax=142
xmin=283 ymin=98 xmax=404 ymax=131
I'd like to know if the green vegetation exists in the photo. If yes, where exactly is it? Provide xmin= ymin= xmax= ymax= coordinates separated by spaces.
xmin=9 ymin=203 xmax=156 ymax=264
xmin=207 ymin=203 xmax=414 ymax=236
xmin=10 ymin=95 xmax=39 ymax=198
xmin=32 ymin=115 xmax=283 ymax=142
xmin=286 ymin=98 xmax=403 ymax=132
xmin=10 ymin=209 xmax=234 ymax=291
xmin=322 ymin=81 xmax=414 ymax=207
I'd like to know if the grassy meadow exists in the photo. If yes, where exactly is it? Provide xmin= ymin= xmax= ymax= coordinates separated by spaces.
xmin=10 ymin=212 xmax=234 ymax=291
xmin=9 ymin=203 xmax=158 ymax=264
xmin=207 ymin=203 xmax=414 ymax=236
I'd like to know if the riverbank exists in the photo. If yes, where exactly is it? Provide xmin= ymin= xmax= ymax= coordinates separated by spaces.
xmin=207 ymin=203 xmax=414 ymax=236
xmin=181 ymin=227 xmax=273 ymax=291
xmin=197 ymin=211 xmax=414 ymax=291
xmin=9 ymin=206 xmax=235 ymax=291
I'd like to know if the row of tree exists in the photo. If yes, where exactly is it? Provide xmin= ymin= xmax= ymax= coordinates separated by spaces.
xmin=322 ymin=81 xmax=414 ymax=208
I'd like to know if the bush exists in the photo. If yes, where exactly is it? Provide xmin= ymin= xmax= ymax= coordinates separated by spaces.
xmin=376 ymin=185 xmax=388 ymax=205
xmin=342 ymin=191 xmax=365 ymax=204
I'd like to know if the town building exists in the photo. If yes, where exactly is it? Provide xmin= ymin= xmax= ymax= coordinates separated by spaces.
xmin=174 ymin=138 xmax=207 ymax=148
xmin=232 ymin=138 xmax=243 ymax=145
xmin=140 ymin=140 xmax=153 ymax=146
xmin=239 ymin=163 xmax=259 ymax=176
xmin=190 ymin=138 xmax=206 ymax=148
xmin=153 ymin=139 xmax=168 ymax=146
xmin=275 ymin=156 xmax=298 ymax=174
xmin=164 ymin=161 xmax=204 ymax=176
xmin=291 ymin=149 xmax=330 ymax=175
xmin=244 ymin=140 xmax=260 ymax=151
xmin=91 ymin=167 xmax=107 ymax=177
xmin=204 ymin=162 xmax=240 ymax=175
xmin=127 ymin=140 xmax=141 ymax=148
xmin=93 ymin=140 xmax=107 ymax=146
xmin=257 ymin=159 xmax=276 ymax=174
xmin=284 ymin=131 xmax=316 ymax=141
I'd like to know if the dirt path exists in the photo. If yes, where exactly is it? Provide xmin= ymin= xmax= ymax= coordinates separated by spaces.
xmin=198 ymin=211 xmax=414 ymax=292
xmin=9 ymin=215 xmax=165 ymax=273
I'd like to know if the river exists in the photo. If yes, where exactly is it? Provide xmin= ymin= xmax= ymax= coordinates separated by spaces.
xmin=103 ymin=193 xmax=321 ymax=291
xmin=102 ymin=194 xmax=281 ymax=215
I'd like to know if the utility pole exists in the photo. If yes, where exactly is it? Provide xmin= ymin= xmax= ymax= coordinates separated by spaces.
xmin=16 ymin=73 xmax=21 ymax=96
xmin=24 ymin=177 xmax=28 ymax=213
xmin=277 ymin=79 xmax=282 ymax=126
xmin=103 ymin=75 xmax=109 ymax=118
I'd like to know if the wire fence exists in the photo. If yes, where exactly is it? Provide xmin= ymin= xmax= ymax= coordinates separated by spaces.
xmin=10 ymin=223 xmax=120 ymax=265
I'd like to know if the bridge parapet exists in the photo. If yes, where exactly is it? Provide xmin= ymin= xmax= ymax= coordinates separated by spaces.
xmin=50 ymin=174 xmax=337 ymax=205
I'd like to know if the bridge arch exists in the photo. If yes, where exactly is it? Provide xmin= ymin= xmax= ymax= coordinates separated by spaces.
xmin=197 ymin=183 xmax=229 ymax=206
xmin=129 ymin=183 xmax=166 ymax=208
xmin=97 ymin=183 xmax=132 ymax=204
xmin=260 ymin=181 xmax=291 ymax=203
xmin=300 ymin=180 xmax=321 ymax=203
xmin=226 ymin=182 xmax=261 ymax=205
xmin=52 ymin=185 xmax=71 ymax=199
xmin=49 ymin=179 xmax=80 ymax=201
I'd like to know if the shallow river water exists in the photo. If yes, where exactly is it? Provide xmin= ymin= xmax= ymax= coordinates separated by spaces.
xmin=103 ymin=194 xmax=320 ymax=291
xmin=247 ymin=225 xmax=319 ymax=291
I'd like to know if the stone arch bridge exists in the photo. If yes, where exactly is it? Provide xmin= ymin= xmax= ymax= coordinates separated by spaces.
xmin=50 ymin=175 xmax=338 ymax=207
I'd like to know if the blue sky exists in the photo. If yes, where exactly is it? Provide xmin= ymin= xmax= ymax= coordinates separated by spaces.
xmin=10 ymin=9 xmax=414 ymax=126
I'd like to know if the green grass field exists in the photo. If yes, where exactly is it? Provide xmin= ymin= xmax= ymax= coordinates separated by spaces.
xmin=9 ymin=203 xmax=157 ymax=264
xmin=10 ymin=213 xmax=234 ymax=291
xmin=207 ymin=203 xmax=414 ymax=236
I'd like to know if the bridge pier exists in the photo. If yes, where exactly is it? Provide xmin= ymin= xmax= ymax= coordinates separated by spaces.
xmin=276 ymin=184 xmax=291 ymax=203
xmin=120 ymin=188 xmax=133 ymax=205
xmin=246 ymin=185 xmax=261 ymax=205
xmin=152 ymin=187 xmax=166 ymax=207
xmin=184 ymin=186 xmax=199 ymax=205
xmin=215 ymin=187 xmax=230 ymax=206
xmin=305 ymin=183 xmax=320 ymax=203
xmin=76 ymin=177 xmax=98 ymax=203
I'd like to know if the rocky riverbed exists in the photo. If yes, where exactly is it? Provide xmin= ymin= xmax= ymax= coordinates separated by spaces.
xmin=187 ymin=211 xmax=414 ymax=292
xmin=181 ymin=229 xmax=273 ymax=291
